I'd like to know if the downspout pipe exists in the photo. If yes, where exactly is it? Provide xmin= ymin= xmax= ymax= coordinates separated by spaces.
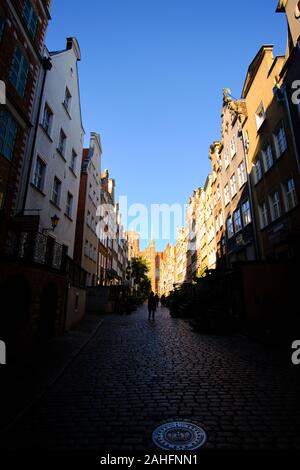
xmin=21 ymin=56 xmax=52 ymax=214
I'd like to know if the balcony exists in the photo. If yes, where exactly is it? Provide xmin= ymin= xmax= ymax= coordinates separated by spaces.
xmin=4 ymin=230 xmax=66 ymax=271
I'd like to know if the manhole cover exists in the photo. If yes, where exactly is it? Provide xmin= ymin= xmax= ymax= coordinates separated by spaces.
xmin=152 ymin=421 xmax=207 ymax=451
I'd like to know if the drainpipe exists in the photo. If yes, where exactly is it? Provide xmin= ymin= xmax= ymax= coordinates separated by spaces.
xmin=21 ymin=56 xmax=52 ymax=214
xmin=276 ymin=83 xmax=300 ymax=175
xmin=239 ymin=125 xmax=260 ymax=260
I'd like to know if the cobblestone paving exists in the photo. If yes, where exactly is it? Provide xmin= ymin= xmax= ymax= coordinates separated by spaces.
xmin=3 ymin=306 xmax=300 ymax=451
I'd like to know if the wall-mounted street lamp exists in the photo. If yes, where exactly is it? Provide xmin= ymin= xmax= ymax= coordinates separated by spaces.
xmin=51 ymin=214 xmax=60 ymax=231
xmin=43 ymin=214 xmax=60 ymax=234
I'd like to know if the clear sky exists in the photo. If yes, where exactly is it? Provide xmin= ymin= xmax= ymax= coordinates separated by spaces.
xmin=46 ymin=0 xmax=287 ymax=251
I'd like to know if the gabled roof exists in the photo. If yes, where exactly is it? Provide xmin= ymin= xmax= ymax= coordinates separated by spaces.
xmin=49 ymin=38 xmax=84 ymax=134
xmin=241 ymin=45 xmax=274 ymax=98
xmin=276 ymin=0 xmax=288 ymax=12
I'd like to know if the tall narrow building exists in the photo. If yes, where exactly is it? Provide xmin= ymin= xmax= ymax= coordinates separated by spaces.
xmin=74 ymin=132 xmax=102 ymax=286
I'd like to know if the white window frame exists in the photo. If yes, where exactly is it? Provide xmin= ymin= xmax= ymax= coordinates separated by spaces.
xmin=255 ymin=102 xmax=266 ymax=131
xmin=238 ymin=161 xmax=247 ymax=188
xmin=230 ymin=173 xmax=237 ymax=198
xmin=253 ymin=159 xmax=263 ymax=185
xmin=262 ymin=144 xmax=273 ymax=172
xmin=52 ymin=176 xmax=61 ymax=207
xmin=224 ymin=184 xmax=230 ymax=206
xmin=259 ymin=202 xmax=268 ymax=229
xmin=58 ymin=129 xmax=67 ymax=157
xmin=269 ymin=191 xmax=281 ymax=221
xmin=224 ymin=148 xmax=230 ymax=168
xmin=284 ymin=178 xmax=297 ymax=212
xmin=41 ymin=102 xmax=53 ymax=136
xmin=230 ymin=136 xmax=237 ymax=159
xmin=241 ymin=199 xmax=251 ymax=226
xmin=66 ymin=192 xmax=73 ymax=218
xmin=227 ymin=217 xmax=234 ymax=239
xmin=273 ymin=125 xmax=287 ymax=159
xmin=233 ymin=209 xmax=242 ymax=233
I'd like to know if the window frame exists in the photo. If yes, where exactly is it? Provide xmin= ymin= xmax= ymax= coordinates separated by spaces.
xmin=57 ymin=128 xmax=67 ymax=157
xmin=255 ymin=102 xmax=266 ymax=131
xmin=10 ymin=46 xmax=29 ymax=97
xmin=230 ymin=173 xmax=237 ymax=198
xmin=52 ymin=176 xmax=62 ymax=207
xmin=66 ymin=191 xmax=73 ymax=219
xmin=241 ymin=199 xmax=252 ymax=226
xmin=259 ymin=201 xmax=268 ymax=229
xmin=273 ymin=124 xmax=288 ymax=159
xmin=0 ymin=109 xmax=17 ymax=161
xmin=226 ymin=216 xmax=234 ymax=239
xmin=224 ymin=184 xmax=230 ymax=206
xmin=233 ymin=209 xmax=242 ymax=233
xmin=269 ymin=191 xmax=281 ymax=222
xmin=70 ymin=149 xmax=77 ymax=173
xmin=63 ymin=87 xmax=72 ymax=113
xmin=262 ymin=143 xmax=274 ymax=172
xmin=41 ymin=102 xmax=53 ymax=136
xmin=284 ymin=178 xmax=297 ymax=212
xmin=33 ymin=155 xmax=46 ymax=192
xmin=23 ymin=0 xmax=38 ymax=40
xmin=238 ymin=161 xmax=247 ymax=188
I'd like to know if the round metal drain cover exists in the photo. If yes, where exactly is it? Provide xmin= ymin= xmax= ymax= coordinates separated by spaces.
xmin=152 ymin=421 xmax=207 ymax=451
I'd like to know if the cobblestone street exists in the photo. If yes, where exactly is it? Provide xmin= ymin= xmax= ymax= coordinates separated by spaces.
xmin=3 ymin=306 xmax=300 ymax=451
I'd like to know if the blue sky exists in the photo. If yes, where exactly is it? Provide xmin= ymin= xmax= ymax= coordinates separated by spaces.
xmin=46 ymin=0 xmax=287 ymax=251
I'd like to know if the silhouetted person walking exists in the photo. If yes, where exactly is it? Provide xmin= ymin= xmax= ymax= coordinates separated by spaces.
xmin=155 ymin=294 xmax=159 ymax=309
xmin=148 ymin=292 xmax=157 ymax=321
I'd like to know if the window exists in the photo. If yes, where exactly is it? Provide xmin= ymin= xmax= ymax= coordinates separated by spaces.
xmin=213 ymin=192 xmax=217 ymax=207
xmin=262 ymin=144 xmax=273 ymax=172
xmin=284 ymin=178 xmax=297 ymax=211
xmin=255 ymin=102 xmax=266 ymax=131
xmin=217 ymin=184 xmax=221 ymax=201
xmin=87 ymin=210 xmax=91 ymax=226
xmin=230 ymin=173 xmax=237 ymax=197
xmin=269 ymin=191 xmax=281 ymax=221
xmin=253 ymin=159 xmax=262 ymax=184
xmin=224 ymin=184 xmax=230 ymax=205
xmin=70 ymin=149 xmax=77 ymax=172
xmin=23 ymin=0 xmax=38 ymax=39
xmin=259 ymin=202 xmax=268 ymax=229
xmin=52 ymin=176 xmax=61 ymax=207
xmin=58 ymin=129 xmax=66 ymax=156
xmin=0 ymin=110 xmax=17 ymax=161
xmin=230 ymin=136 xmax=237 ymax=159
xmin=66 ymin=192 xmax=73 ymax=218
xmin=84 ymin=240 xmax=89 ymax=257
xmin=273 ymin=125 xmax=287 ymax=158
xmin=227 ymin=217 xmax=234 ymax=238
xmin=0 ymin=16 xmax=5 ymax=41
xmin=215 ymin=217 xmax=219 ymax=233
xmin=42 ymin=103 xmax=53 ymax=136
xmin=33 ymin=157 xmax=46 ymax=191
xmin=10 ymin=47 xmax=29 ymax=96
xmin=233 ymin=209 xmax=242 ymax=233
xmin=242 ymin=199 xmax=251 ymax=226
xmin=63 ymin=87 xmax=72 ymax=112
xmin=238 ymin=161 xmax=247 ymax=187
xmin=224 ymin=148 xmax=230 ymax=168
xmin=219 ymin=210 xmax=223 ymax=228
